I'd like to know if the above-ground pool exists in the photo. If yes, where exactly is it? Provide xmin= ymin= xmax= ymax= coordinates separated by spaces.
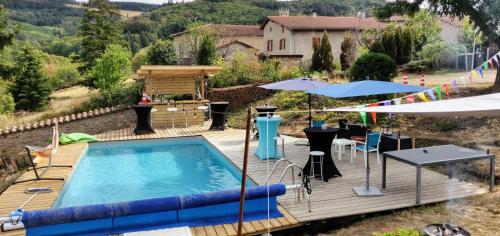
xmin=54 ymin=136 xmax=255 ymax=208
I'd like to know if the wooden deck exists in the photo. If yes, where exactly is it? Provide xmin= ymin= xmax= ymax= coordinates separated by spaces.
xmin=0 ymin=124 xmax=488 ymax=236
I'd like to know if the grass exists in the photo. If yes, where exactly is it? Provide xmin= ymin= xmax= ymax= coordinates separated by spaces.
xmin=0 ymin=86 xmax=96 ymax=129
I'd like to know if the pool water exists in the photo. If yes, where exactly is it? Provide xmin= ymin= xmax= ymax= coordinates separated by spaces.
xmin=54 ymin=137 xmax=254 ymax=208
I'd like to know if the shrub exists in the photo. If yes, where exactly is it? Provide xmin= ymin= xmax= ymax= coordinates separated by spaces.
xmin=147 ymin=40 xmax=178 ymax=65
xmin=419 ymin=41 xmax=457 ymax=70
xmin=350 ymin=52 xmax=397 ymax=82
xmin=0 ymin=87 xmax=14 ymax=114
xmin=84 ymin=83 xmax=142 ymax=110
xmin=340 ymin=32 xmax=357 ymax=71
xmin=132 ymin=47 xmax=149 ymax=71
xmin=48 ymin=65 xmax=82 ymax=90
xmin=89 ymin=44 xmax=132 ymax=91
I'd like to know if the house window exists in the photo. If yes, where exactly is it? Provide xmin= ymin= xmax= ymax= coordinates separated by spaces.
xmin=267 ymin=40 xmax=273 ymax=51
xmin=279 ymin=39 xmax=286 ymax=50
xmin=270 ymin=27 xmax=272 ymax=32
xmin=312 ymin=37 xmax=321 ymax=46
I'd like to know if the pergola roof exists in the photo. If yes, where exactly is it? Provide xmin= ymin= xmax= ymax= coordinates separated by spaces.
xmin=136 ymin=65 xmax=222 ymax=78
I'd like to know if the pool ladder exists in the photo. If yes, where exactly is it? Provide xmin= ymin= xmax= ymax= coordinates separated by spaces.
xmin=265 ymin=159 xmax=312 ymax=212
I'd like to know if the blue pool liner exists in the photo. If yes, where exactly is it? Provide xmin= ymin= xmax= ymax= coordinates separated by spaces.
xmin=22 ymin=184 xmax=286 ymax=236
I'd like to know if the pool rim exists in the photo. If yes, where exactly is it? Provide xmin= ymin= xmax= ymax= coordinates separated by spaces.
xmin=52 ymin=135 xmax=258 ymax=208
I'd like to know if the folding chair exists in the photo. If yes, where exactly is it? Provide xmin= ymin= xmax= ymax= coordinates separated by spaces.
xmin=13 ymin=123 xmax=72 ymax=184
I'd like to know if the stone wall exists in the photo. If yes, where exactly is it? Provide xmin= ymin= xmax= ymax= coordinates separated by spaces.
xmin=0 ymin=108 xmax=135 ymax=171
xmin=208 ymin=84 xmax=271 ymax=110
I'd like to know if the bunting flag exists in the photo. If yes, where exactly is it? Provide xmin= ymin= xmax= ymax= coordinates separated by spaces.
xmin=488 ymin=59 xmax=495 ymax=68
xmin=469 ymin=71 xmax=476 ymax=81
xmin=383 ymin=101 xmax=393 ymax=118
xmin=483 ymin=62 xmax=488 ymax=70
xmin=406 ymin=95 xmax=415 ymax=103
xmin=442 ymin=83 xmax=449 ymax=97
xmin=368 ymin=103 xmax=378 ymax=124
xmin=359 ymin=112 xmax=367 ymax=126
xmin=417 ymin=92 xmax=429 ymax=102
xmin=394 ymin=98 xmax=402 ymax=105
xmin=460 ymin=76 xmax=467 ymax=88
xmin=426 ymin=89 xmax=436 ymax=101
xmin=478 ymin=67 xmax=484 ymax=79
xmin=452 ymin=80 xmax=460 ymax=93
xmin=435 ymin=86 xmax=442 ymax=100
xmin=493 ymin=54 xmax=500 ymax=67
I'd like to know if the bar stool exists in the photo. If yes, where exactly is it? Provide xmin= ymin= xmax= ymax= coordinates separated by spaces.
xmin=274 ymin=136 xmax=285 ymax=160
xmin=167 ymin=107 xmax=178 ymax=128
xmin=309 ymin=151 xmax=324 ymax=181
xmin=181 ymin=106 xmax=188 ymax=128
xmin=197 ymin=105 xmax=210 ymax=121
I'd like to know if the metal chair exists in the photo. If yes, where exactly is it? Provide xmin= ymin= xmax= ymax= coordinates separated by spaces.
xmin=351 ymin=132 xmax=382 ymax=166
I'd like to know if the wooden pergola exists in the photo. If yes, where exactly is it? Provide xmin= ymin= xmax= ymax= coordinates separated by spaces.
xmin=136 ymin=65 xmax=222 ymax=100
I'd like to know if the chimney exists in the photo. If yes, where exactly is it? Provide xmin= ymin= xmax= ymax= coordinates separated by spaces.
xmin=312 ymin=12 xmax=317 ymax=18
xmin=279 ymin=8 xmax=290 ymax=17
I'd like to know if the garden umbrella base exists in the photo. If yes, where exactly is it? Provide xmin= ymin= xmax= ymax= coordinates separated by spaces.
xmin=352 ymin=186 xmax=383 ymax=197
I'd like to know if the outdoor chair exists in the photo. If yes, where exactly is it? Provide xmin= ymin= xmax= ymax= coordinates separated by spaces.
xmin=351 ymin=132 xmax=382 ymax=167
xmin=14 ymin=123 xmax=72 ymax=184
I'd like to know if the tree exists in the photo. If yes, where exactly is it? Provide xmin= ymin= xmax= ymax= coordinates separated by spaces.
xmin=350 ymin=52 xmax=397 ymax=82
xmin=310 ymin=42 xmax=322 ymax=72
xmin=0 ymin=5 xmax=18 ymax=50
xmin=375 ymin=0 xmax=500 ymax=90
xmin=310 ymin=31 xmax=335 ymax=73
xmin=89 ymin=44 xmax=132 ymax=91
xmin=8 ymin=45 xmax=51 ymax=111
xmin=196 ymin=34 xmax=217 ymax=65
xmin=147 ymin=40 xmax=178 ymax=65
xmin=458 ymin=16 xmax=486 ymax=51
xmin=340 ymin=33 xmax=357 ymax=71
xmin=77 ymin=0 xmax=124 ymax=73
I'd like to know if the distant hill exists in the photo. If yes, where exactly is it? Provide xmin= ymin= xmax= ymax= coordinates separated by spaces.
xmin=124 ymin=0 xmax=386 ymax=52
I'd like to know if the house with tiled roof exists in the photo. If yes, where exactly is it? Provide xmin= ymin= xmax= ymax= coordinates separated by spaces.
xmin=170 ymin=24 xmax=263 ymax=64
xmin=260 ymin=15 xmax=385 ymax=62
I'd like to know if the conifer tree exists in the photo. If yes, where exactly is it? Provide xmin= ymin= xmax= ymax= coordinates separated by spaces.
xmin=319 ymin=31 xmax=335 ymax=73
xmin=310 ymin=31 xmax=335 ymax=72
xmin=78 ymin=0 xmax=124 ymax=74
xmin=196 ymin=34 xmax=217 ymax=65
xmin=9 ymin=45 xmax=50 ymax=111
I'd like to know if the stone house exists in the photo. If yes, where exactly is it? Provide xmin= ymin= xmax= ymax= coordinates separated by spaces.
xmin=170 ymin=24 xmax=263 ymax=64
xmin=260 ymin=16 xmax=385 ymax=62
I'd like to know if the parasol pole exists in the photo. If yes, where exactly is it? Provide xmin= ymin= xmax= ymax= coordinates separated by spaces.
xmin=308 ymin=93 xmax=312 ymax=127
xmin=237 ymin=107 xmax=252 ymax=236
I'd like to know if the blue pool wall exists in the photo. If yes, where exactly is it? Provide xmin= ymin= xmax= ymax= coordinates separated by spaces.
xmin=23 ymin=184 xmax=286 ymax=236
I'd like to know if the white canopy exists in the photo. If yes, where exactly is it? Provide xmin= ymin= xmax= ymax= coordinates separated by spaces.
xmin=327 ymin=92 xmax=500 ymax=118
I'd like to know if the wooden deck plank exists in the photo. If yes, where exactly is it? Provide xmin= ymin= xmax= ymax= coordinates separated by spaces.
xmin=1 ymin=124 xmax=487 ymax=236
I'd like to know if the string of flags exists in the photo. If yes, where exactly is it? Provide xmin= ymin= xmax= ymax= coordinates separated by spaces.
xmin=356 ymin=51 xmax=500 ymax=125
